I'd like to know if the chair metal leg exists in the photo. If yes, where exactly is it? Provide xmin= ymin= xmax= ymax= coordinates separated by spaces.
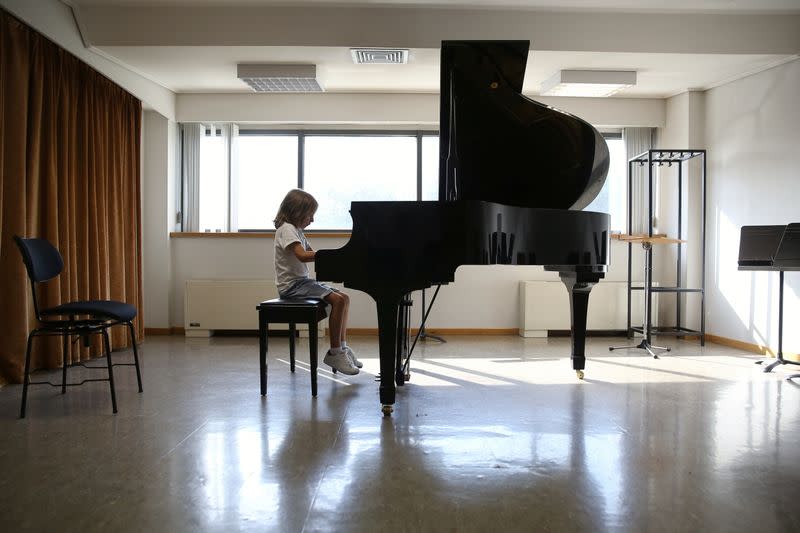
xmin=289 ymin=323 xmax=296 ymax=372
xmin=61 ymin=333 xmax=69 ymax=394
xmin=128 ymin=322 xmax=143 ymax=392
xmin=102 ymin=329 xmax=118 ymax=414
xmin=20 ymin=333 xmax=35 ymax=419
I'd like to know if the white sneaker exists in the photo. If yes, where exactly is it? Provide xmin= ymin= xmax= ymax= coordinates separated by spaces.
xmin=323 ymin=350 xmax=359 ymax=375
xmin=345 ymin=346 xmax=363 ymax=368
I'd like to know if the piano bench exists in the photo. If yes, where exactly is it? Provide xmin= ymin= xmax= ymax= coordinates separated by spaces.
xmin=257 ymin=298 xmax=328 ymax=397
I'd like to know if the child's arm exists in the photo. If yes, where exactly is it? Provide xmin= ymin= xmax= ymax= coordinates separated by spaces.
xmin=288 ymin=242 xmax=315 ymax=263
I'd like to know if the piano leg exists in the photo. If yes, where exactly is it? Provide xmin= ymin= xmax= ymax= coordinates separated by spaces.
xmin=374 ymin=292 xmax=404 ymax=416
xmin=559 ymin=272 xmax=602 ymax=380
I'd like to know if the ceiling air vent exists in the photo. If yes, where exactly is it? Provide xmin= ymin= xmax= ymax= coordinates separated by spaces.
xmin=237 ymin=64 xmax=323 ymax=92
xmin=351 ymin=48 xmax=408 ymax=65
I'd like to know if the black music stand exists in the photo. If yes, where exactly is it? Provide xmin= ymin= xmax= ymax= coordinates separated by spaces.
xmin=739 ymin=223 xmax=800 ymax=380
xmin=419 ymin=288 xmax=445 ymax=343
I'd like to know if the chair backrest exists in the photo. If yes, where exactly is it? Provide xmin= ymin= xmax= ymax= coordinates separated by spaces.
xmin=13 ymin=236 xmax=64 ymax=282
xmin=13 ymin=236 xmax=64 ymax=320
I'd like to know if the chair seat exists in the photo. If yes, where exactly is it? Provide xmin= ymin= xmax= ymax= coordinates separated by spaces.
xmin=41 ymin=300 xmax=137 ymax=322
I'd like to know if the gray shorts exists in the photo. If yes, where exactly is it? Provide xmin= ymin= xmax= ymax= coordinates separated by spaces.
xmin=279 ymin=278 xmax=340 ymax=300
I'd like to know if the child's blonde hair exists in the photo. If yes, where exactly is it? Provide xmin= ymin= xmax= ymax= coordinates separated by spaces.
xmin=273 ymin=189 xmax=319 ymax=229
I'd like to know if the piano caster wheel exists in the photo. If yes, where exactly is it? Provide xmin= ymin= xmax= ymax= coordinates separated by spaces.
xmin=404 ymin=371 xmax=411 ymax=381
xmin=576 ymin=370 xmax=585 ymax=380
xmin=381 ymin=405 xmax=393 ymax=416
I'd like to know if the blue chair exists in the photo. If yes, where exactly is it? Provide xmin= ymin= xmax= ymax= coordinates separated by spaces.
xmin=13 ymin=236 xmax=142 ymax=418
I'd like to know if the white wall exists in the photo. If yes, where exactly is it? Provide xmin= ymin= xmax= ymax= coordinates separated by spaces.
xmin=703 ymin=59 xmax=800 ymax=354
xmin=653 ymin=91 xmax=706 ymax=331
xmin=171 ymin=235 xmax=635 ymax=331
xmin=142 ymin=111 xmax=178 ymax=329
xmin=176 ymin=93 xmax=664 ymax=129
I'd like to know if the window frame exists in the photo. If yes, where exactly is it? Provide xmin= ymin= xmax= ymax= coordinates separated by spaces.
xmin=182 ymin=127 xmax=622 ymax=233
xmin=233 ymin=129 xmax=439 ymax=232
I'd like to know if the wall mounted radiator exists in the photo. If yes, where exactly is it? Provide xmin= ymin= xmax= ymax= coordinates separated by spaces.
xmin=518 ymin=281 xmax=657 ymax=338
xmin=184 ymin=279 xmax=326 ymax=337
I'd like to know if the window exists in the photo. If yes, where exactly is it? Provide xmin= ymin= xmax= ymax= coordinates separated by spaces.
xmin=236 ymin=134 xmax=298 ymax=230
xmin=585 ymin=136 xmax=626 ymax=232
xmin=183 ymin=127 xmax=625 ymax=232
xmin=304 ymin=135 xmax=418 ymax=229
xmin=421 ymin=135 xmax=439 ymax=201
xmin=198 ymin=129 xmax=227 ymax=232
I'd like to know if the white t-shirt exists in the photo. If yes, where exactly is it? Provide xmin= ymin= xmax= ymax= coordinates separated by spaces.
xmin=274 ymin=223 xmax=310 ymax=293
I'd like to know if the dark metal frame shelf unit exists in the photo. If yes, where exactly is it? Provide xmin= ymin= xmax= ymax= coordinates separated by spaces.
xmin=624 ymin=149 xmax=707 ymax=347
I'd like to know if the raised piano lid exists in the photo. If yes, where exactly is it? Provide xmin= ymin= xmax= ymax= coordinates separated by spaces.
xmin=438 ymin=40 xmax=609 ymax=210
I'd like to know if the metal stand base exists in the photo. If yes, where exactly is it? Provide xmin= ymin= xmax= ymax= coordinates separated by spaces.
xmin=420 ymin=331 xmax=446 ymax=343
xmin=609 ymin=339 xmax=671 ymax=359
xmin=756 ymin=358 xmax=785 ymax=373
xmin=756 ymin=357 xmax=800 ymax=382
xmin=418 ymin=288 xmax=446 ymax=343
xmin=613 ymin=240 xmax=671 ymax=360
xmin=754 ymin=272 xmax=800 ymax=381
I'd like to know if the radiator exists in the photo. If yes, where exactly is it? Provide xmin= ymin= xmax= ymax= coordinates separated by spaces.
xmin=184 ymin=279 xmax=326 ymax=337
xmin=518 ymin=281 xmax=658 ymax=338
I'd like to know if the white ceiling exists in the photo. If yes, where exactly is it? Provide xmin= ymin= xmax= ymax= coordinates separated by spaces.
xmin=68 ymin=0 xmax=800 ymax=98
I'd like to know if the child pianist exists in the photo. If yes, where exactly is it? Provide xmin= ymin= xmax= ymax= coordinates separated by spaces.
xmin=273 ymin=189 xmax=362 ymax=375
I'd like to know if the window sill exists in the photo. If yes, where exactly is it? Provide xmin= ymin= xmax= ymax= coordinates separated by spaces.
xmin=169 ymin=232 xmax=352 ymax=239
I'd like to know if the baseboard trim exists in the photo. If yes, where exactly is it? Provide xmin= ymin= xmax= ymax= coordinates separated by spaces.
xmin=548 ymin=329 xmax=627 ymax=337
xmin=706 ymin=334 xmax=799 ymax=362
xmin=152 ymin=326 xmax=797 ymax=363
xmin=346 ymin=328 xmax=519 ymax=336
xmin=146 ymin=327 xmax=185 ymax=336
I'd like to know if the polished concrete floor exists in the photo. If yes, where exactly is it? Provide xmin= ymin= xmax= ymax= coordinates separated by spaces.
xmin=0 ymin=334 xmax=798 ymax=532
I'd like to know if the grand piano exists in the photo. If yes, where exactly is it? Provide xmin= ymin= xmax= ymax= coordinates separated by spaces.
xmin=316 ymin=41 xmax=611 ymax=415
xmin=738 ymin=223 xmax=800 ymax=377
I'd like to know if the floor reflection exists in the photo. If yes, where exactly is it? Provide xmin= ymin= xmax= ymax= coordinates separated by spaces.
xmin=0 ymin=335 xmax=798 ymax=532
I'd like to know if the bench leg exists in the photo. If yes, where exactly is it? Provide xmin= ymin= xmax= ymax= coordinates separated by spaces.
xmin=259 ymin=311 xmax=268 ymax=395
xmin=289 ymin=323 xmax=296 ymax=372
xmin=310 ymin=321 xmax=318 ymax=397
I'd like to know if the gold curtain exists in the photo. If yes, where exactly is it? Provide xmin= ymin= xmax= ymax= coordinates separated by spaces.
xmin=0 ymin=9 xmax=144 ymax=384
